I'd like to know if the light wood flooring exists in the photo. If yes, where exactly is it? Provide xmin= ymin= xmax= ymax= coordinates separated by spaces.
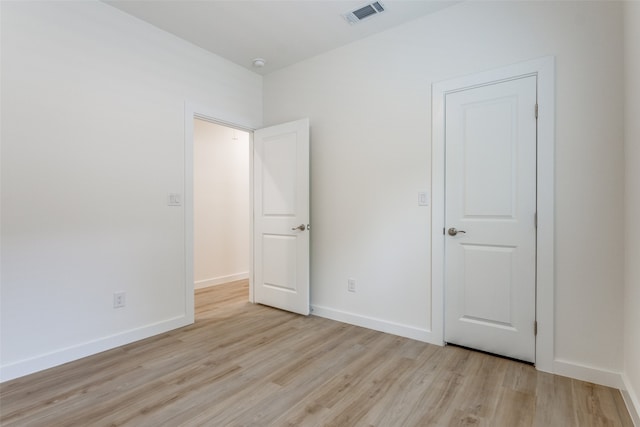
xmin=0 ymin=280 xmax=633 ymax=426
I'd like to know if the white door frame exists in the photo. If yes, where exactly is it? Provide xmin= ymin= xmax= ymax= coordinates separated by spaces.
xmin=431 ymin=57 xmax=555 ymax=372
xmin=184 ymin=102 xmax=258 ymax=324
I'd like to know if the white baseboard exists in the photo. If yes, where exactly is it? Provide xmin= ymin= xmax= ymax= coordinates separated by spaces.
xmin=622 ymin=374 xmax=640 ymax=426
xmin=194 ymin=272 xmax=249 ymax=289
xmin=310 ymin=304 xmax=442 ymax=346
xmin=0 ymin=315 xmax=191 ymax=383
xmin=553 ymin=359 xmax=624 ymax=389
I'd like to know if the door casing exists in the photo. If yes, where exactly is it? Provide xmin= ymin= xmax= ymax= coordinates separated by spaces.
xmin=431 ymin=57 xmax=555 ymax=371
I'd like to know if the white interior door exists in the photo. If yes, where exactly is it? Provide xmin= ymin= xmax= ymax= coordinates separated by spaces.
xmin=444 ymin=76 xmax=537 ymax=362
xmin=254 ymin=118 xmax=310 ymax=315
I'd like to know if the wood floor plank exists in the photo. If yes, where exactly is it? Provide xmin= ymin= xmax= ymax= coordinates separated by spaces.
xmin=0 ymin=280 xmax=634 ymax=426
xmin=361 ymin=344 xmax=446 ymax=426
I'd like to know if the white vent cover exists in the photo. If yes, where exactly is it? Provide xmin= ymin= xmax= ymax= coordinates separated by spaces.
xmin=343 ymin=2 xmax=385 ymax=24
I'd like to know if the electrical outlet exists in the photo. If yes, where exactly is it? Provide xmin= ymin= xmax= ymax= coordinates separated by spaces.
xmin=113 ymin=291 xmax=126 ymax=308
xmin=347 ymin=278 xmax=356 ymax=293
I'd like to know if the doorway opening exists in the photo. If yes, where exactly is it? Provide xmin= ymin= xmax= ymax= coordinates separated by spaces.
xmin=184 ymin=105 xmax=311 ymax=322
xmin=193 ymin=118 xmax=251 ymax=319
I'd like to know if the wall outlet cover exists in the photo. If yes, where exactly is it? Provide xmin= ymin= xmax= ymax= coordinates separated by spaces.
xmin=113 ymin=291 xmax=126 ymax=308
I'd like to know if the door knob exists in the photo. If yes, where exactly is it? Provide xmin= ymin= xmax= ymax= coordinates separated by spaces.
xmin=448 ymin=227 xmax=466 ymax=236
xmin=292 ymin=224 xmax=306 ymax=231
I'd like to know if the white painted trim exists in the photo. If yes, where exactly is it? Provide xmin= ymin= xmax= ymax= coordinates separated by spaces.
xmin=194 ymin=272 xmax=250 ymax=289
xmin=186 ymin=102 xmax=260 ymax=134
xmin=184 ymin=102 xmax=258 ymax=308
xmin=311 ymin=305 xmax=443 ymax=345
xmin=431 ymin=82 xmax=446 ymax=346
xmin=534 ymin=57 xmax=556 ymax=373
xmin=622 ymin=374 xmax=640 ymax=427
xmin=184 ymin=105 xmax=196 ymax=324
xmin=0 ymin=315 xmax=190 ymax=382
xmin=553 ymin=359 xmax=623 ymax=389
xmin=431 ymin=57 xmax=556 ymax=371
xmin=248 ymin=132 xmax=255 ymax=304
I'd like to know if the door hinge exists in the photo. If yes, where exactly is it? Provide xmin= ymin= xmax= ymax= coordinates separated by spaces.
xmin=534 ymin=321 xmax=538 ymax=336
xmin=535 ymin=103 xmax=539 ymax=119
xmin=443 ymin=227 xmax=446 ymax=235
xmin=534 ymin=212 xmax=538 ymax=228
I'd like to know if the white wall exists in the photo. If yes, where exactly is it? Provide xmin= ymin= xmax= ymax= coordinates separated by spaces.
xmin=0 ymin=1 xmax=261 ymax=381
xmin=264 ymin=0 xmax=625 ymax=382
xmin=194 ymin=120 xmax=249 ymax=288
xmin=623 ymin=1 xmax=640 ymax=423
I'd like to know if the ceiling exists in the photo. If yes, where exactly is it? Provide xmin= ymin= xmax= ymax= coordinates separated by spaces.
xmin=103 ymin=1 xmax=460 ymax=75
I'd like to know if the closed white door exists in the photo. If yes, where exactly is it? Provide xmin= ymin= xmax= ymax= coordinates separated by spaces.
xmin=444 ymin=76 xmax=537 ymax=362
xmin=254 ymin=118 xmax=310 ymax=315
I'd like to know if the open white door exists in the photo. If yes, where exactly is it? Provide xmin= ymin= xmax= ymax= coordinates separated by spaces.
xmin=444 ymin=76 xmax=537 ymax=362
xmin=254 ymin=118 xmax=310 ymax=315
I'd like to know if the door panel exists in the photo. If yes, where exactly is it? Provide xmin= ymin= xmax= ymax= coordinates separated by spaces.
xmin=462 ymin=98 xmax=516 ymax=217
xmin=262 ymin=234 xmax=297 ymax=291
xmin=254 ymin=118 xmax=310 ymax=315
xmin=461 ymin=244 xmax=515 ymax=325
xmin=444 ymin=76 xmax=536 ymax=362
xmin=262 ymin=133 xmax=298 ymax=215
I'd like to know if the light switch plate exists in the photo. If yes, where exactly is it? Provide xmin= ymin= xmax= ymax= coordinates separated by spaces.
xmin=418 ymin=191 xmax=429 ymax=206
xmin=168 ymin=193 xmax=182 ymax=206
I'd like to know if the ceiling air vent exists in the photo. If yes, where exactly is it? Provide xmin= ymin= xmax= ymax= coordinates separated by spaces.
xmin=344 ymin=2 xmax=385 ymax=24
